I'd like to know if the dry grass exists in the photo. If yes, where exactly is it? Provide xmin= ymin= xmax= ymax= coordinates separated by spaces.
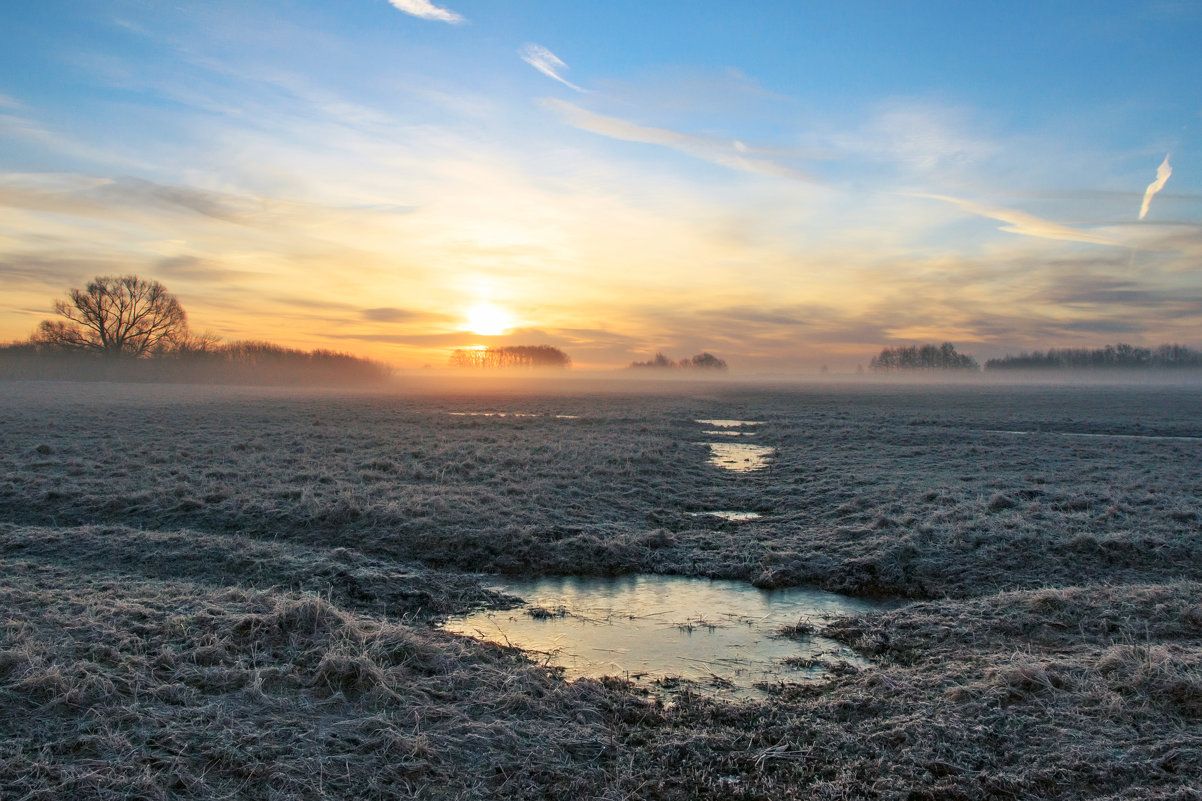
xmin=1 ymin=380 xmax=1201 ymax=798
xmin=3 ymin=381 xmax=1200 ymax=597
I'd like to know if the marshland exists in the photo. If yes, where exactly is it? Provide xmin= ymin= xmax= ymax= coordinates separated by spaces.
xmin=2 ymin=378 xmax=1201 ymax=799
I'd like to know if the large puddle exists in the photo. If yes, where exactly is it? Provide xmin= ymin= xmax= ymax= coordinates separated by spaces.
xmin=442 ymin=575 xmax=885 ymax=699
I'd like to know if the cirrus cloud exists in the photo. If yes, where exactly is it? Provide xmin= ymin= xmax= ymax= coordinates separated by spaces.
xmin=386 ymin=0 xmax=464 ymax=24
xmin=519 ymin=44 xmax=585 ymax=92
xmin=912 ymin=192 xmax=1120 ymax=246
xmin=543 ymin=99 xmax=820 ymax=184
xmin=1139 ymin=154 xmax=1172 ymax=220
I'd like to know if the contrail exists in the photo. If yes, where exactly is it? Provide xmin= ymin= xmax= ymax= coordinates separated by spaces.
xmin=1138 ymin=154 xmax=1171 ymax=220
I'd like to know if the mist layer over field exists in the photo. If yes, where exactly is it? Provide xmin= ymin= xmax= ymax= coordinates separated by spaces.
xmin=1 ymin=380 xmax=1200 ymax=798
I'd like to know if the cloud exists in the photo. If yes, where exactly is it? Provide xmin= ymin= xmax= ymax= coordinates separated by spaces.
xmin=544 ymin=99 xmax=820 ymax=183
xmin=912 ymin=193 xmax=1119 ymax=246
xmin=386 ymin=0 xmax=464 ymax=24
xmin=519 ymin=44 xmax=584 ymax=92
xmin=155 ymin=255 xmax=256 ymax=283
xmin=326 ymin=331 xmax=478 ymax=346
xmin=0 ymin=174 xmax=268 ymax=226
xmin=91 ymin=178 xmax=262 ymax=225
xmin=362 ymin=307 xmax=452 ymax=323
xmin=1139 ymin=154 xmax=1172 ymax=220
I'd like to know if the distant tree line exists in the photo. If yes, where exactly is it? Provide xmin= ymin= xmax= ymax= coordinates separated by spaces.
xmin=629 ymin=352 xmax=728 ymax=370
xmin=2 ymin=274 xmax=390 ymax=385
xmin=869 ymin=343 xmax=979 ymax=371
xmin=448 ymin=345 xmax=571 ymax=369
xmin=0 ymin=338 xmax=391 ymax=385
xmin=985 ymin=343 xmax=1202 ymax=371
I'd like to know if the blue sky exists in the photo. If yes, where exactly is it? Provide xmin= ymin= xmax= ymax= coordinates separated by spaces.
xmin=2 ymin=0 xmax=1200 ymax=369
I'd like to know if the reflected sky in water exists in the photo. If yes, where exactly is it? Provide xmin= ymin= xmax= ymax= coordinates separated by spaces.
xmin=706 ymin=442 xmax=775 ymax=472
xmin=443 ymin=575 xmax=886 ymax=699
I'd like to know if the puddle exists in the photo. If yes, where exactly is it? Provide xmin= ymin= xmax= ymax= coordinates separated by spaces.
xmin=688 ymin=511 xmax=762 ymax=521
xmin=448 ymin=412 xmax=539 ymax=418
xmin=696 ymin=419 xmax=763 ymax=428
xmin=443 ymin=575 xmax=884 ymax=699
xmin=703 ymin=430 xmax=757 ymax=437
xmin=448 ymin=412 xmax=581 ymax=419
xmin=706 ymin=442 xmax=775 ymax=472
xmin=988 ymin=429 xmax=1202 ymax=443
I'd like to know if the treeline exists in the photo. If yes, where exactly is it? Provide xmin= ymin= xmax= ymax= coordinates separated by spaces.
xmin=448 ymin=345 xmax=571 ymax=369
xmin=870 ymin=343 xmax=979 ymax=371
xmin=0 ymin=340 xmax=392 ymax=385
xmin=4 ymin=273 xmax=391 ymax=385
xmin=985 ymin=343 xmax=1202 ymax=371
xmin=629 ymin=352 xmax=728 ymax=370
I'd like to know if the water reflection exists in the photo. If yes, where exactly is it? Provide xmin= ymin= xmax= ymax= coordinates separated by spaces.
xmin=989 ymin=429 xmax=1202 ymax=442
xmin=443 ymin=575 xmax=884 ymax=699
xmin=696 ymin=419 xmax=763 ymax=428
xmin=707 ymin=442 xmax=774 ymax=472
xmin=688 ymin=511 xmax=762 ymax=521
xmin=447 ymin=412 xmax=580 ymax=419
xmin=448 ymin=412 xmax=538 ymax=417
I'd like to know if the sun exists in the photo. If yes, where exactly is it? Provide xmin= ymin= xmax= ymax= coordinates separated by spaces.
xmin=465 ymin=302 xmax=514 ymax=336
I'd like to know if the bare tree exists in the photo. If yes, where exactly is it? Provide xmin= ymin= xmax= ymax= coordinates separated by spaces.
xmin=35 ymin=275 xmax=189 ymax=357
xmin=629 ymin=352 xmax=727 ymax=370
xmin=869 ymin=342 xmax=978 ymax=371
xmin=449 ymin=345 xmax=571 ymax=369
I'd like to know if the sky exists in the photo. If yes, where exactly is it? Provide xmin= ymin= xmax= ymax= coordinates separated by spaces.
xmin=1 ymin=0 xmax=1200 ymax=371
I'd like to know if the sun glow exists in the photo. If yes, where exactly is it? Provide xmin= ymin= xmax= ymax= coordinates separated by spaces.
xmin=465 ymin=302 xmax=515 ymax=336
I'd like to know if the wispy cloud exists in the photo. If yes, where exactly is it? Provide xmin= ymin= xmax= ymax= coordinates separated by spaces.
xmin=362 ymin=307 xmax=453 ymax=324
xmin=912 ymin=193 xmax=1119 ymax=246
xmin=519 ymin=44 xmax=584 ymax=92
xmin=544 ymin=99 xmax=820 ymax=183
xmin=1139 ymin=154 xmax=1172 ymax=220
xmin=386 ymin=0 xmax=464 ymax=24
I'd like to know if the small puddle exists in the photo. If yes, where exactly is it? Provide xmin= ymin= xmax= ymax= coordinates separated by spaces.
xmin=696 ymin=419 xmax=764 ymax=428
xmin=448 ymin=412 xmax=539 ymax=417
xmin=688 ymin=511 xmax=762 ymax=521
xmin=447 ymin=412 xmax=581 ymax=419
xmin=987 ymin=429 xmax=1202 ymax=443
xmin=443 ymin=575 xmax=885 ymax=699
xmin=706 ymin=442 xmax=775 ymax=472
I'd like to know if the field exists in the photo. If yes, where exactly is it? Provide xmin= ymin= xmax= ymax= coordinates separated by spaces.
xmin=1 ymin=378 xmax=1201 ymax=799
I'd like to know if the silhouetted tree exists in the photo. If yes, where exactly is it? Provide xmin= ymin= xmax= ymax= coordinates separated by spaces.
xmin=985 ymin=343 xmax=1202 ymax=370
xmin=689 ymin=352 xmax=727 ymax=370
xmin=630 ymin=352 xmax=675 ymax=368
xmin=870 ymin=342 xmax=978 ymax=371
xmin=630 ymin=352 xmax=728 ymax=370
xmin=35 ymin=275 xmax=188 ymax=358
xmin=448 ymin=345 xmax=571 ymax=369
